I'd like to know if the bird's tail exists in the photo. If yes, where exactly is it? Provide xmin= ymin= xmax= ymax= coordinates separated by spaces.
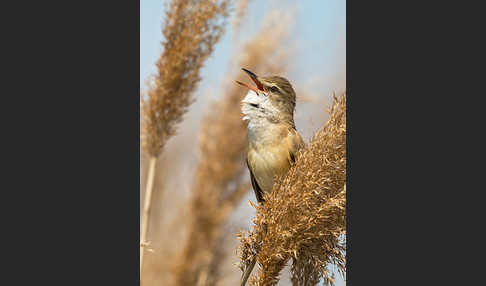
xmin=240 ymin=255 xmax=257 ymax=286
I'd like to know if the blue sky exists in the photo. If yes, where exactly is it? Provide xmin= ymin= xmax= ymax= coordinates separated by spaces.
xmin=141 ymin=0 xmax=345 ymax=92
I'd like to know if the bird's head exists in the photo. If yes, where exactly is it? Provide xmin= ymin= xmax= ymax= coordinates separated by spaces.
xmin=236 ymin=68 xmax=296 ymax=124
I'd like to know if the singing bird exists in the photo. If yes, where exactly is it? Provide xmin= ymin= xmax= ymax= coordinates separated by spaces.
xmin=236 ymin=68 xmax=305 ymax=285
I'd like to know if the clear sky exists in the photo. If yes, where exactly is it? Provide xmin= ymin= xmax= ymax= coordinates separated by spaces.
xmin=141 ymin=1 xmax=346 ymax=285
xmin=141 ymin=0 xmax=345 ymax=93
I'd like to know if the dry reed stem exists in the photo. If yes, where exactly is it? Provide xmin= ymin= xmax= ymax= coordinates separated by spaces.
xmin=170 ymin=10 xmax=293 ymax=286
xmin=140 ymin=145 xmax=188 ymax=286
xmin=140 ymin=0 xmax=230 ymax=281
xmin=140 ymin=157 xmax=157 ymax=273
xmin=238 ymin=94 xmax=346 ymax=286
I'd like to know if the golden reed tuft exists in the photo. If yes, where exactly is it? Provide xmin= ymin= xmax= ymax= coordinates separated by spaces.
xmin=169 ymin=10 xmax=294 ymax=286
xmin=141 ymin=0 xmax=230 ymax=157
xmin=238 ymin=94 xmax=346 ymax=286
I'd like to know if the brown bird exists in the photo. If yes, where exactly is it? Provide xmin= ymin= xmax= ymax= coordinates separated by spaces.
xmin=236 ymin=68 xmax=305 ymax=285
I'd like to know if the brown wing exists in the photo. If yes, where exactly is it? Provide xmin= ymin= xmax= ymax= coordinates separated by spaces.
xmin=246 ymin=159 xmax=265 ymax=203
xmin=286 ymin=127 xmax=305 ymax=164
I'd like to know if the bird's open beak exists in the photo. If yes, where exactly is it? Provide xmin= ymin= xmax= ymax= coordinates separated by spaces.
xmin=235 ymin=68 xmax=265 ymax=93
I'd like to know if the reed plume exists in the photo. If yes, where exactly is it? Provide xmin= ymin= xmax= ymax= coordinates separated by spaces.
xmin=140 ymin=0 xmax=230 ymax=276
xmin=238 ymin=94 xmax=346 ymax=286
xmin=141 ymin=0 xmax=230 ymax=157
xmin=170 ymin=10 xmax=293 ymax=286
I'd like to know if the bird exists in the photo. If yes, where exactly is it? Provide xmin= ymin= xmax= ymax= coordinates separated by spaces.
xmin=236 ymin=68 xmax=305 ymax=285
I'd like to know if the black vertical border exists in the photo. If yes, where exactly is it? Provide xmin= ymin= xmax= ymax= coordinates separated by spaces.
xmin=347 ymin=1 xmax=484 ymax=285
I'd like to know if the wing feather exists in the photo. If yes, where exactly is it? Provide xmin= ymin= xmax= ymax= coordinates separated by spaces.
xmin=287 ymin=127 xmax=305 ymax=163
xmin=247 ymin=159 xmax=265 ymax=203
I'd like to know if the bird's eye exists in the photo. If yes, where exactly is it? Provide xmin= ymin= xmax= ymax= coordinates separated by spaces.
xmin=269 ymin=86 xmax=279 ymax=93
